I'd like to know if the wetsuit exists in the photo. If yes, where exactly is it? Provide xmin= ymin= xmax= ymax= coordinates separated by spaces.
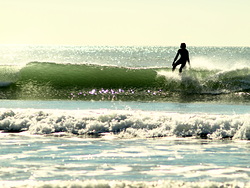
xmin=172 ymin=48 xmax=190 ymax=73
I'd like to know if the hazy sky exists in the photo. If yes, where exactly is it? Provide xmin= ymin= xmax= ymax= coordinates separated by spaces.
xmin=0 ymin=0 xmax=249 ymax=46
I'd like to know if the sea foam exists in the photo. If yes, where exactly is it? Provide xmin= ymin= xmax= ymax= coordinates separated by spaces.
xmin=0 ymin=180 xmax=249 ymax=188
xmin=0 ymin=109 xmax=249 ymax=140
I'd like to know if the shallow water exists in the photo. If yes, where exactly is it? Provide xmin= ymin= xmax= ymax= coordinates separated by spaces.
xmin=0 ymin=100 xmax=249 ymax=114
xmin=1 ymin=132 xmax=249 ymax=182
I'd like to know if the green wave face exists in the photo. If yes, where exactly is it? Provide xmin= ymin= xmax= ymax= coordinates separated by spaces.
xmin=18 ymin=62 xmax=158 ymax=88
xmin=1 ymin=62 xmax=250 ymax=102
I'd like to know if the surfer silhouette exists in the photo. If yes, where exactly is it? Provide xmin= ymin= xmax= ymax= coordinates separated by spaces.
xmin=172 ymin=43 xmax=190 ymax=73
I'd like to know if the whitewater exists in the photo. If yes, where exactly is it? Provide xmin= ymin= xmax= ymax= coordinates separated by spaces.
xmin=0 ymin=45 xmax=249 ymax=188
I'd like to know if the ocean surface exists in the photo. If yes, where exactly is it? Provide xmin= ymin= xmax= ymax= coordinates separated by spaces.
xmin=0 ymin=45 xmax=249 ymax=188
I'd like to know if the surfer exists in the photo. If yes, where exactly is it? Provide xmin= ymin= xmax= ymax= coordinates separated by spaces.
xmin=172 ymin=43 xmax=190 ymax=73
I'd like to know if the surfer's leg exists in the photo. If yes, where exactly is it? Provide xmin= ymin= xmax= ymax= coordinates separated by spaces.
xmin=179 ymin=63 xmax=186 ymax=73
xmin=172 ymin=64 xmax=177 ymax=72
xmin=172 ymin=60 xmax=180 ymax=72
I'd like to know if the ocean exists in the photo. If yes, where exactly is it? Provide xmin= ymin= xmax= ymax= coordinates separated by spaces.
xmin=0 ymin=45 xmax=249 ymax=188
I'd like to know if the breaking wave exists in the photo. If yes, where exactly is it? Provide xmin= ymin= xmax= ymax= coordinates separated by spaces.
xmin=0 ymin=109 xmax=249 ymax=140
xmin=0 ymin=62 xmax=250 ymax=100
xmin=0 ymin=62 xmax=249 ymax=101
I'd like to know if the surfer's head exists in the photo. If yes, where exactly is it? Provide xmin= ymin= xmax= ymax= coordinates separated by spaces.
xmin=180 ymin=43 xmax=186 ymax=49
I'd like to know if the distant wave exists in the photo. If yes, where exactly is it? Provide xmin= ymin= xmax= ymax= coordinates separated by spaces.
xmin=0 ymin=109 xmax=249 ymax=140
xmin=0 ymin=62 xmax=249 ymax=101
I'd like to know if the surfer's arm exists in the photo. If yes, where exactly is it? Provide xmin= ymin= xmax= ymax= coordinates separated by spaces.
xmin=188 ymin=60 xmax=191 ymax=68
xmin=172 ymin=51 xmax=179 ymax=65
xmin=187 ymin=51 xmax=191 ymax=67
